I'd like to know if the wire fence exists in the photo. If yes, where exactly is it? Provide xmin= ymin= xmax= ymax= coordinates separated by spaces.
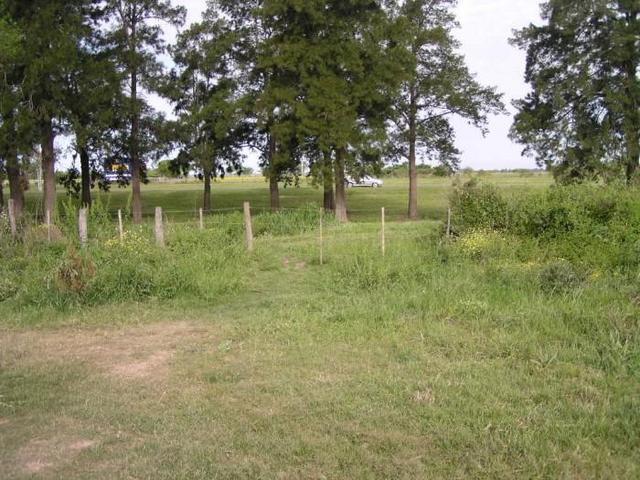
xmin=2 ymin=199 xmax=451 ymax=263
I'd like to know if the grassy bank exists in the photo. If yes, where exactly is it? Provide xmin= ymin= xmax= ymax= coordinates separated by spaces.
xmin=1 ymin=176 xmax=638 ymax=479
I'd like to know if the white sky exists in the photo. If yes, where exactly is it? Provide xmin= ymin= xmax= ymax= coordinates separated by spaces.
xmin=60 ymin=0 xmax=543 ymax=171
xmin=452 ymin=0 xmax=542 ymax=170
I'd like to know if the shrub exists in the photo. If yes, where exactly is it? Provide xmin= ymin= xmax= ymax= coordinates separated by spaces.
xmin=538 ymin=260 xmax=582 ymax=294
xmin=450 ymin=179 xmax=508 ymax=233
xmin=0 ymin=277 xmax=18 ymax=302
xmin=56 ymin=248 xmax=97 ymax=295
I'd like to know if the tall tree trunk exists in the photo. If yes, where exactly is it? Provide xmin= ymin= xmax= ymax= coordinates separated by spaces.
xmin=41 ymin=119 xmax=56 ymax=218
xmin=268 ymin=136 xmax=280 ymax=212
xmin=623 ymin=8 xmax=640 ymax=183
xmin=130 ymin=14 xmax=143 ymax=224
xmin=408 ymin=85 xmax=419 ymax=220
xmin=0 ymin=174 xmax=4 ymax=213
xmin=269 ymin=175 xmax=280 ymax=212
xmin=323 ymin=151 xmax=335 ymax=211
xmin=626 ymin=130 xmax=640 ymax=183
xmin=203 ymin=168 xmax=212 ymax=213
xmin=6 ymin=147 xmax=24 ymax=218
xmin=334 ymin=147 xmax=348 ymax=223
xmin=131 ymin=69 xmax=142 ymax=223
xmin=80 ymin=146 xmax=92 ymax=208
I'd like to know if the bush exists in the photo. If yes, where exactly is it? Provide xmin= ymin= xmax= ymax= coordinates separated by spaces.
xmin=56 ymin=248 xmax=96 ymax=295
xmin=450 ymin=182 xmax=640 ymax=273
xmin=450 ymin=179 xmax=508 ymax=233
xmin=538 ymin=260 xmax=582 ymax=294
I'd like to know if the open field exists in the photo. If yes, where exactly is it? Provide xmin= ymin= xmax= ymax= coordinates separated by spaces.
xmin=23 ymin=172 xmax=553 ymax=222
xmin=2 ymin=173 xmax=639 ymax=479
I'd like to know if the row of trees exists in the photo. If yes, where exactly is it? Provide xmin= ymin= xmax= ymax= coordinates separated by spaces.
xmin=0 ymin=0 xmax=503 ymax=223
xmin=2 ymin=1 xmax=634 ymax=224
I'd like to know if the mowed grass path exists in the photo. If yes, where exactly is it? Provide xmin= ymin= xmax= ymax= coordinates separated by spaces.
xmin=25 ymin=172 xmax=551 ymax=222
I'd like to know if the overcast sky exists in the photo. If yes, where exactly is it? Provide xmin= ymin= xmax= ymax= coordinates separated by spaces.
xmin=452 ymin=0 xmax=542 ymax=170
xmin=63 ymin=0 xmax=543 ymax=171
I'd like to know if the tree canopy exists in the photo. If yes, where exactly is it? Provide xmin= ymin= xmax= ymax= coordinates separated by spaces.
xmin=511 ymin=0 xmax=640 ymax=184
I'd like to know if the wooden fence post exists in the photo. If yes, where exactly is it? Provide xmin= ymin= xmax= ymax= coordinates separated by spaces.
xmin=79 ymin=208 xmax=88 ymax=246
xmin=8 ymin=199 xmax=17 ymax=238
xmin=155 ymin=207 xmax=165 ymax=247
xmin=243 ymin=202 xmax=253 ymax=252
xmin=319 ymin=208 xmax=324 ymax=266
xmin=446 ymin=207 xmax=452 ymax=237
xmin=381 ymin=207 xmax=386 ymax=257
xmin=118 ymin=209 xmax=124 ymax=241
xmin=46 ymin=210 xmax=51 ymax=243
xmin=199 ymin=208 xmax=204 ymax=230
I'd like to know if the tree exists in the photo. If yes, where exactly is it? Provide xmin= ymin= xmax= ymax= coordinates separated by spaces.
xmin=0 ymin=16 xmax=22 ymax=216
xmin=391 ymin=0 xmax=504 ymax=220
xmin=2 ymin=1 xmax=101 ymax=217
xmin=511 ymin=0 xmax=640 ymax=184
xmin=258 ymin=0 xmax=404 ymax=222
xmin=64 ymin=17 xmax=123 ymax=208
xmin=105 ymin=0 xmax=185 ymax=223
xmin=169 ymin=11 xmax=247 ymax=212
xmin=1 ymin=3 xmax=61 ymax=216
xmin=217 ymin=0 xmax=304 ymax=212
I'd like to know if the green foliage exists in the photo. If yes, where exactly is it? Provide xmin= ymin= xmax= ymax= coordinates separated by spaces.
xmin=538 ymin=259 xmax=582 ymax=294
xmin=450 ymin=179 xmax=508 ymax=232
xmin=0 ymin=216 xmax=246 ymax=310
xmin=388 ymin=0 xmax=505 ymax=185
xmin=511 ymin=1 xmax=640 ymax=183
xmin=451 ymin=180 xmax=640 ymax=273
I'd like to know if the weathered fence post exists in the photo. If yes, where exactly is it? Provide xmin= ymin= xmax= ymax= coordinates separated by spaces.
xmin=46 ymin=210 xmax=51 ymax=243
xmin=118 ymin=209 xmax=124 ymax=241
xmin=199 ymin=208 xmax=204 ymax=230
xmin=79 ymin=208 xmax=88 ymax=246
xmin=155 ymin=207 xmax=165 ymax=247
xmin=243 ymin=201 xmax=253 ymax=252
xmin=8 ymin=199 xmax=17 ymax=238
xmin=319 ymin=207 xmax=324 ymax=266
xmin=446 ymin=207 xmax=452 ymax=238
xmin=381 ymin=207 xmax=386 ymax=257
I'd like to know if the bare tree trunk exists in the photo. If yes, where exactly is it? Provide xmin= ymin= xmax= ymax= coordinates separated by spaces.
xmin=623 ymin=9 xmax=640 ymax=184
xmin=269 ymin=175 xmax=280 ymax=212
xmin=0 ymin=173 xmax=4 ymax=213
xmin=130 ymin=13 xmax=143 ymax=224
xmin=6 ymin=150 xmax=24 ymax=218
xmin=408 ymin=85 xmax=419 ymax=220
xmin=334 ymin=147 xmax=348 ymax=223
xmin=203 ymin=169 xmax=212 ymax=213
xmin=41 ymin=119 xmax=56 ymax=218
xmin=80 ymin=146 xmax=92 ymax=208
xmin=323 ymin=151 xmax=335 ymax=211
xmin=268 ymin=135 xmax=280 ymax=212
xmin=626 ymin=131 xmax=640 ymax=183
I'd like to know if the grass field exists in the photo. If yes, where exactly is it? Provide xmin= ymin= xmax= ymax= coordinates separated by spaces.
xmin=24 ymin=172 xmax=552 ymax=222
xmin=3 ymin=173 xmax=639 ymax=479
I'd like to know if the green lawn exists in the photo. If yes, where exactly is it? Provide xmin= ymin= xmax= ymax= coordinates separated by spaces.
xmin=3 ymin=172 xmax=638 ymax=479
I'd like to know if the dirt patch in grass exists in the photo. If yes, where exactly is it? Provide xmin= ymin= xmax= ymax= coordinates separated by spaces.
xmin=0 ymin=321 xmax=216 ymax=385
xmin=17 ymin=435 xmax=96 ymax=475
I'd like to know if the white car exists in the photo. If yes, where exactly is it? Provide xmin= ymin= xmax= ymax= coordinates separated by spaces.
xmin=345 ymin=175 xmax=384 ymax=188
